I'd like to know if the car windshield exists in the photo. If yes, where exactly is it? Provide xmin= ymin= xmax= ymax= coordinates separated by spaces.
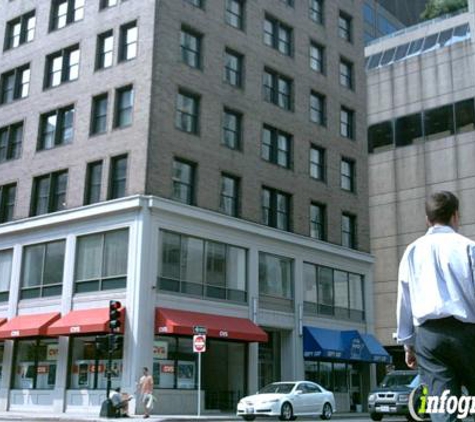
xmin=259 ymin=383 xmax=295 ymax=394
xmin=380 ymin=373 xmax=416 ymax=388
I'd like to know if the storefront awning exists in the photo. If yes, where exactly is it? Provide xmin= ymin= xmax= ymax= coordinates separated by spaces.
xmin=156 ymin=307 xmax=268 ymax=342
xmin=361 ymin=333 xmax=392 ymax=364
xmin=46 ymin=307 xmax=126 ymax=336
xmin=304 ymin=326 xmax=390 ymax=363
xmin=0 ymin=312 xmax=61 ymax=339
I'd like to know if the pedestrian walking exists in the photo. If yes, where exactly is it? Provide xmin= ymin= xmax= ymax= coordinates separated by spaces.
xmin=396 ymin=190 xmax=475 ymax=422
xmin=138 ymin=367 xmax=154 ymax=418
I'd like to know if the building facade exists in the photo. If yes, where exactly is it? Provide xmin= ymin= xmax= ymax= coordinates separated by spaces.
xmin=0 ymin=0 xmax=385 ymax=415
xmin=366 ymin=1 xmax=475 ymax=366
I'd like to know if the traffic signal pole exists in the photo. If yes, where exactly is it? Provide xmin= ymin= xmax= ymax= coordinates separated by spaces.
xmin=106 ymin=334 xmax=113 ymax=401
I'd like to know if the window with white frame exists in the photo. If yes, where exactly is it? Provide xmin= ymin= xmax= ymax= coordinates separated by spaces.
xmin=50 ymin=0 xmax=85 ymax=31
xmin=44 ymin=44 xmax=80 ymax=88
xmin=4 ymin=10 xmax=36 ymax=51
xmin=119 ymin=21 xmax=138 ymax=62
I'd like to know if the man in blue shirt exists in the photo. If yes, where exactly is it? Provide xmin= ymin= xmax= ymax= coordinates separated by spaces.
xmin=397 ymin=191 xmax=475 ymax=421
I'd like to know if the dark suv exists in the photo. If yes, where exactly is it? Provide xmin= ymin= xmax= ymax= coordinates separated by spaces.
xmin=367 ymin=370 xmax=419 ymax=421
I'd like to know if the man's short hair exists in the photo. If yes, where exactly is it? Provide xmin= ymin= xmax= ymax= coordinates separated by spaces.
xmin=115 ymin=387 xmax=121 ymax=392
xmin=425 ymin=191 xmax=459 ymax=225
xmin=143 ymin=367 xmax=148 ymax=372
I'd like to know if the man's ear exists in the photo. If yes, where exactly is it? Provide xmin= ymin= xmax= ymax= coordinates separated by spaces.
xmin=425 ymin=215 xmax=431 ymax=227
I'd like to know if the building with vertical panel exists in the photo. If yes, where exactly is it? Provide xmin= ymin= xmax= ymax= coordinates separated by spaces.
xmin=0 ymin=0 xmax=385 ymax=416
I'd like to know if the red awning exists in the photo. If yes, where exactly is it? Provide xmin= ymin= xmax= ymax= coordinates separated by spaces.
xmin=46 ymin=307 xmax=125 ymax=336
xmin=0 ymin=312 xmax=61 ymax=339
xmin=156 ymin=307 xmax=268 ymax=342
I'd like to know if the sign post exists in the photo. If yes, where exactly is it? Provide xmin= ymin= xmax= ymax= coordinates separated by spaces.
xmin=193 ymin=333 xmax=206 ymax=417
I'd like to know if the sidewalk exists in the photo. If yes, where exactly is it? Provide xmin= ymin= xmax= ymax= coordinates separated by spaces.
xmin=0 ymin=411 xmax=369 ymax=422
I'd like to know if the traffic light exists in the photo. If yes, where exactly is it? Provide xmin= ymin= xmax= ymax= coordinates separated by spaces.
xmin=109 ymin=300 xmax=122 ymax=332
xmin=111 ymin=335 xmax=123 ymax=352
xmin=95 ymin=335 xmax=109 ymax=353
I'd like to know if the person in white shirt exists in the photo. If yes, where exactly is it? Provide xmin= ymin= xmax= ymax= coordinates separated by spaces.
xmin=397 ymin=191 xmax=475 ymax=422
xmin=109 ymin=387 xmax=131 ymax=417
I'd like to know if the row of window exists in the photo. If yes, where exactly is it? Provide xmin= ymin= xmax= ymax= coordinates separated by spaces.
xmin=0 ymin=154 xmax=127 ymax=223
xmin=368 ymin=98 xmax=475 ymax=153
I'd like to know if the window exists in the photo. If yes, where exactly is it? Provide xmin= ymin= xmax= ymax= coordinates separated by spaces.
xmin=340 ymin=106 xmax=354 ymax=139
xmin=263 ymin=16 xmax=292 ymax=56
xmin=1 ymin=64 xmax=30 ymax=104
xmin=119 ymin=21 xmax=138 ymax=62
xmin=281 ymin=0 xmax=294 ymax=6
xmin=176 ymin=91 xmax=200 ymax=134
xmin=31 ymin=170 xmax=68 ymax=216
xmin=108 ymin=155 xmax=127 ymax=199
xmin=262 ymin=187 xmax=291 ymax=231
xmin=220 ymin=174 xmax=239 ymax=217
xmin=310 ymin=203 xmax=326 ymax=240
xmin=159 ymin=230 xmax=247 ymax=302
xmin=114 ymin=85 xmax=134 ymax=128
xmin=75 ymin=229 xmax=129 ymax=293
xmin=262 ymin=125 xmax=291 ymax=168
xmin=84 ymin=161 xmax=103 ymax=205
xmin=455 ymin=98 xmax=475 ymax=133
xmin=90 ymin=93 xmax=108 ymax=135
xmin=310 ymin=91 xmax=326 ymax=126
xmin=338 ymin=12 xmax=352 ymax=42
xmin=310 ymin=42 xmax=325 ymax=74
xmin=95 ymin=30 xmax=114 ymax=70
xmin=263 ymin=69 xmax=292 ymax=111
xmin=38 ymin=105 xmax=75 ymax=150
xmin=0 ymin=249 xmax=13 ymax=302
xmin=50 ymin=0 xmax=84 ymax=31
xmin=225 ymin=0 xmax=244 ymax=30
xmin=185 ymin=0 xmax=204 ymax=7
xmin=69 ymin=335 xmax=123 ymax=389
xmin=99 ymin=0 xmax=127 ymax=9
xmin=0 ymin=122 xmax=23 ymax=163
xmin=4 ymin=10 xmax=35 ymax=51
xmin=222 ymin=108 xmax=242 ymax=150
xmin=368 ymin=121 xmax=393 ymax=153
xmin=180 ymin=27 xmax=202 ymax=69
xmin=259 ymin=252 xmax=293 ymax=299
xmin=224 ymin=49 xmax=243 ymax=88
xmin=44 ymin=44 xmax=80 ymax=88
xmin=21 ymin=240 xmax=66 ymax=299
xmin=424 ymin=104 xmax=454 ymax=141
xmin=172 ymin=159 xmax=195 ymax=205
xmin=310 ymin=146 xmax=325 ymax=181
xmin=339 ymin=58 xmax=353 ymax=89
xmin=341 ymin=158 xmax=355 ymax=192
xmin=13 ymin=339 xmax=59 ymax=389
xmin=309 ymin=0 xmax=324 ymax=24
xmin=342 ymin=213 xmax=357 ymax=249
xmin=0 ymin=184 xmax=16 ymax=223
xmin=395 ymin=113 xmax=422 ymax=147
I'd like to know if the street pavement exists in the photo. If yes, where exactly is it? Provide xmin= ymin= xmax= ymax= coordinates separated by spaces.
xmin=0 ymin=412 xmax=411 ymax=422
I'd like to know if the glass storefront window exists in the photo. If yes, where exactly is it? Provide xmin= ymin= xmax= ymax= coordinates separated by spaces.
xmin=153 ymin=336 xmax=196 ymax=389
xmin=334 ymin=362 xmax=348 ymax=392
xmin=304 ymin=360 xmax=350 ymax=393
xmin=69 ymin=335 xmax=123 ymax=389
xmin=13 ymin=339 xmax=58 ymax=389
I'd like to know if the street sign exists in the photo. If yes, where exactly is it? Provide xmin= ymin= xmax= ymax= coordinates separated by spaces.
xmin=193 ymin=325 xmax=207 ymax=335
xmin=193 ymin=334 xmax=206 ymax=353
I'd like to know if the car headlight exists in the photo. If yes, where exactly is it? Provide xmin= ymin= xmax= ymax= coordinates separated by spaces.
xmin=263 ymin=399 xmax=279 ymax=404
xmin=398 ymin=394 xmax=409 ymax=403
xmin=368 ymin=394 xmax=375 ymax=402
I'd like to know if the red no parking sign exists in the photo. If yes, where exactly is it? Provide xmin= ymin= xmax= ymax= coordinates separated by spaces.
xmin=193 ymin=334 xmax=206 ymax=353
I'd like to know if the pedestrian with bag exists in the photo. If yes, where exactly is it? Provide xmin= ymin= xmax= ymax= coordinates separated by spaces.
xmin=138 ymin=367 xmax=154 ymax=418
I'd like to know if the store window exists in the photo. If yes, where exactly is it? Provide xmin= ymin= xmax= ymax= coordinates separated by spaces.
xmin=153 ymin=337 xmax=196 ymax=389
xmin=304 ymin=360 xmax=349 ymax=393
xmin=158 ymin=231 xmax=247 ymax=302
xmin=69 ymin=335 xmax=123 ymax=390
xmin=13 ymin=339 xmax=58 ymax=389
xmin=20 ymin=240 xmax=65 ymax=299
xmin=74 ymin=229 xmax=129 ymax=293
xmin=258 ymin=252 xmax=293 ymax=299
xmin=0 ymin=249 xmax=12 ymax=303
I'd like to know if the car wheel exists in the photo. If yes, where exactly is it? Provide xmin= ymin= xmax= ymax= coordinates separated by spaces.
xmin=320 ymin=402 xmax=333 ymax=420
xmin=279 ymin=402 xmax=294 ymax=421
xmin=370 ymin=413 xmax=383 ymax=421
xmin=242 ymin=416 xmax=256 ymax=421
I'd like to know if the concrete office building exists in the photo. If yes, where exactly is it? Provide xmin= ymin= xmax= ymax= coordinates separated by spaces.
xmin=0 ymin=0 xmax=386 ymax=416
xmin=366 ymin=0 xmax=475 ymax=366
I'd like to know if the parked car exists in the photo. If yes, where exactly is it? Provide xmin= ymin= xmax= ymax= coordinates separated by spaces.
xmin=236 ymin=381 xmax=335 ymax=421
xmin=367 ymin=370 xmax=419 ymax=421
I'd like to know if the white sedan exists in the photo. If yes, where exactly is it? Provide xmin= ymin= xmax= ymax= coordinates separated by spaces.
xmin=236 ymin=381 xmax=336 ymax=421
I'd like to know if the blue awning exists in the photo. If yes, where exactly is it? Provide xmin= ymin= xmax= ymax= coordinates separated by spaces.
xmin=303 ymin=326 xmax=346 ymax=360
xmin=361 ymin=333 xmax=392 ymax=364
xmin=304 ymin=326 xmax=392 ymax=363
